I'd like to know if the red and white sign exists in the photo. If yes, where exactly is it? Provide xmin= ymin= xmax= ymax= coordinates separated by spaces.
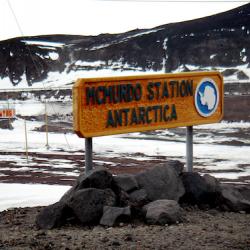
xmin=0 ymin=109 xmax=15 ymax=119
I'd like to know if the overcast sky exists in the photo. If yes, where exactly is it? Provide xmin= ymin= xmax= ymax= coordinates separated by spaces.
xmin=0 ymin=0 xmax=247 ymax=41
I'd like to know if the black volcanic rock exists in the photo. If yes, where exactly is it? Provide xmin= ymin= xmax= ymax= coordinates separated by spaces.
xmin=143 ymin=199 xmax=183 ymax=225
xmin=67 ymin=188 xmax=116 ymax=224
xmin=100 ymin=206 xmax=131 ymax=227
xmin=36 ymin=202 xmax=72 ymax=229
xmin=135 ymin=163 xmax=185 ymax=202
xmin=1 ymin=3 xmax=250 ymax=86
xmin=180 ymin=172 xmax=221 ymax=208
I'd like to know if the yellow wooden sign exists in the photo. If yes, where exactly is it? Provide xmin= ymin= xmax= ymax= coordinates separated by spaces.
xmin=73 ymin=72 xmax=223 ymax=138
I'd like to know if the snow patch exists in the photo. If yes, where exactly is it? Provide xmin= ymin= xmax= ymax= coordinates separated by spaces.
xmin=163 ymin=37 xmax=168 ymax=50
xmin=210 ymin=54 xmax=216 ymax=59
xmin=0 ymin=183 xmax=70 ymax=212
xmin=75 ymin=60 xmax=106 ymax=67
xmin=21 ymin=40 xmax=65 ymax=48
xmin=89 ymin=28 xmax=163 ymax=51
xmin=49 ymin=52 xmax=59 ymax=60
xmin=173 ymin=64 xmax=250 ymax=83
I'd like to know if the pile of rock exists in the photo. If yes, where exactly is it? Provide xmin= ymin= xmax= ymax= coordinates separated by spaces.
xmin=36 ymin=161 xmax=250 ymax=229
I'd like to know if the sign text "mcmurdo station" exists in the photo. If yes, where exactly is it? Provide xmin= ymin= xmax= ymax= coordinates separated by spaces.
xmin=73 ymin=72 xmax=223 ymax=138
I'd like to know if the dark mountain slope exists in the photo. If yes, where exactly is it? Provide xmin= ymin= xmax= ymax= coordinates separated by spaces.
xmin=0 ymin=3 xmax=249 ymax=87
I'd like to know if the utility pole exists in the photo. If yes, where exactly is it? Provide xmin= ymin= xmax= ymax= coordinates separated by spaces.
xmin=7 ymin=95 xmax=10 ymax=129
xmin=186 ymin=126 xmax=193 ymax=172
xmin=24 ymin=119 xmax=28 ymax=163
xmin=45 ymin=100 xmax=49 ymax=149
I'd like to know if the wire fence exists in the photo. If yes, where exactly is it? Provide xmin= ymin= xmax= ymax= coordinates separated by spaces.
xmin=4 ymin=0 xmax=250 ymax=153
xmin=0 ymin=86 xmax=72 ymax=93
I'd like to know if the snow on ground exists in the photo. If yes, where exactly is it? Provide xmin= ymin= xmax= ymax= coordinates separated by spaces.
xmin=1 ymin=118 xmax=250 ymax=211
xmin=0 ymin=183 xmax=70 ymax=212
xmin=1 ymin=118 xmax=250 ymax=172
xmin=1 ymin=94 xmax=250 ymax=211
xmin=176 ymin=63 xmax=250 ymax=83
xmin=0 ymin=66 xmax=163 ymax=90
xmin=1 ymin=60 xmax=249 ymax=90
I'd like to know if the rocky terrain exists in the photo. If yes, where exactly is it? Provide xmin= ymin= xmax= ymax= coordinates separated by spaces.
xmin=0 ymin=206 xmax=249 ymax=249
xmin=1 ymin=164 xmax=250 ymax=250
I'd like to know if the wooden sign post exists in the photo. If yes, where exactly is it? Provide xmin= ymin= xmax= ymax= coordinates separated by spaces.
xmin=73 ymin=72 xmax=223 ymax=173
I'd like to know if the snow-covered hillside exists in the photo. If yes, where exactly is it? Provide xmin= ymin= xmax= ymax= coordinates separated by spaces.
xmin=0 ymin=3 xmax=250 ymax=89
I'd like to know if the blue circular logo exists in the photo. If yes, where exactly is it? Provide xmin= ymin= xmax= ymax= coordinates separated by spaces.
xmin=195 ymin=78 xmax=219 ymax=117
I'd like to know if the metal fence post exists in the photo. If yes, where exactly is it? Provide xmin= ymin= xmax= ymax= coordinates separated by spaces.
xmin=24 ymin=119 xmax=28 ymax=163
xmin=85 ymin=137 xmax=93 ymax=174
xmin=45 ymin=100 xmax=49 ymax=149
xmin=186 ymin=126 xmax=193 ymax=172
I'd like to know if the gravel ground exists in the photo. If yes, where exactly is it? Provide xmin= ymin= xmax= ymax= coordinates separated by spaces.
xmin=0 ymin=206 xmax=250 ymax=250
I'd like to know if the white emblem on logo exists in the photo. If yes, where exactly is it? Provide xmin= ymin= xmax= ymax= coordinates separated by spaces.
xmin=195 ymin=78 xmax=219 ymax=117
